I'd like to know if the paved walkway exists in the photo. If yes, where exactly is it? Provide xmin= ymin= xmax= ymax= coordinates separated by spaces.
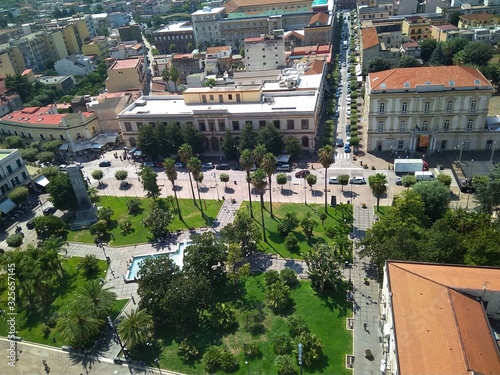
xmin=351 ymin=204 xmax=383 ymax=375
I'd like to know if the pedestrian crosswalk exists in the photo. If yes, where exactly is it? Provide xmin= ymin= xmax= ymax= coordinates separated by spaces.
xmin=335 ymin=153 xmax=351 ymax=159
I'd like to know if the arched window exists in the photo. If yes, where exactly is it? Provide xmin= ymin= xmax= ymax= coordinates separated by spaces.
xmin=446 ymin=101 xmax=453 ymax=112
xmin=443 ymin=120 xmax=450 ymax=131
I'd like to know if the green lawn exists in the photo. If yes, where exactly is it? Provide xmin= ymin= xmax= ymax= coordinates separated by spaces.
xmin=132 ymin=273 xmax=352 ymax=375
xmin=0 ymin=257 xmax=127 ymax=347
xmin=374 ymin=206 xmax=390 ymax=216
xmin=66 ymin=196 xmax=222 ymax=246
xmin=242 ymin=201 xmax=352 ymax=259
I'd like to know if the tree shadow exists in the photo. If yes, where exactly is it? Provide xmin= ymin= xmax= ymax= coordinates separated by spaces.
xmin=224 ymin=187 xmax=235 ymax=194
xmin=97 ymin=182 xmax=107 ymax=190
xmin=312 ymin=189 xmax=324 ymax=197
xmin=173 ymin=185 xmax=183 ymax=192
xmin=280 ymin=189 xmax=294 ymax=197
xmin=199 ymin=186 xmax=209 ymax=193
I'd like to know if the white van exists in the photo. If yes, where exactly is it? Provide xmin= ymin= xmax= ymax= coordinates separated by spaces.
xmin=277 ymin=164 xmax=290 ymax=172
xmin=415 ymin=171 xmax=435 ymax=181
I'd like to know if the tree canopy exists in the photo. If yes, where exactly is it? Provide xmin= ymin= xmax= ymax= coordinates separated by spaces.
xmin=367 ymin=57 xmax=392 ymax=73
xmin=46 ymin=173 xmax=78 ymax=211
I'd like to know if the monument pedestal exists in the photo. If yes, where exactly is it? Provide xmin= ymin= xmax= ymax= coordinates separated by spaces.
xmin=71 ymin=205 xmax=98 ymax=230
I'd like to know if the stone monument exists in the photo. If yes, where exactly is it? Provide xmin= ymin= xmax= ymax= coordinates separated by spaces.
xmin=67 ymin=165 xmax=98 ymax=229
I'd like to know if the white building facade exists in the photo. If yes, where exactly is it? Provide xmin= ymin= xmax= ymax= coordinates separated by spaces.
xmin=365 ymin=66 xmax=498 ymax=154
xmin=244 ymin=34 xmax=286 ymax=72
xmin=54 ymin=54 xmax=95 ymax=77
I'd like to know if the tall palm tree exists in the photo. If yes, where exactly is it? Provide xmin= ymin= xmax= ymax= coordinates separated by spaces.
xmin=188 ymin=157 xmax=205 ymax=218
xmin=261 ymin=153 xmax=276 ymax=218
xmin=178 ymin=143 xmax=197 ymax=205
xmin=117 ymin=308 xmax=153 ymax=348
xmin=57 ymin=305 xmax=102 ymax=346
xmin=40 ymin=235 xmax=69 ymax=274
xmin=251 ymin=169 xmax=268 ymax=242
xmin=164 ymin=158 xmax=181 ymax=218
xmin=368 ymin=173 xmax=388 ymax=210
xmin=240 ymin=149 xmax=255 ymax=218
xmin=253 ymin=143 xmax=267 ymax=166
xmin=318 ymin=145 xmax=335 ymax=213
xmin=76 ymin=280 xmax=117 ymax=320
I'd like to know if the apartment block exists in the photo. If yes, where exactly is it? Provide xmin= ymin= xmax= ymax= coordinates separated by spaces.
xmin=105 ymin=57 xmax=147 ymax=93
xmin=244 ymin=33 xmax=286 ymax=72
xmin=0 ymin=149 xmax=30 ymax=201
xmin=82 ymin=36 xmax=110 ymax=61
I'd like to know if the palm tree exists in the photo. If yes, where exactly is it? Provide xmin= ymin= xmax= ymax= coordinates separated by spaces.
xmin=253 ymin=143 xmax=267 ymax=166
xmin=76 ymin=280 xmax=117 ymax=320
xmin=368 ymin=173 xmax=388 ymax=210
xmin=117 ymin=308 xmax=153 ymax=348
xmin=318 ymin=145 xmax=335 ymax=213
xmin=251 ymin=169 xmax=268 ymax=242
xmin=188 ymin=157 xmax=205 ymax=218
xmin=178 ymin=143 xmax=197 ymax=205
xmin=57 ymin=305 xmax=102 ymax=346
xmin=261 ymin=153 xmax=276 ymax=218
xmin=164 ymin=158 xmax=181 ymax=218
xmin=240 ymin=149 xmax=255 ymax=218
xmin=38 ymin=237 xmax=67 ymax=279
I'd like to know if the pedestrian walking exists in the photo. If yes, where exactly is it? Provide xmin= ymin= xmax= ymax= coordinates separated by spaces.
xmin=363 ymin=322 xmax=367 ymax=331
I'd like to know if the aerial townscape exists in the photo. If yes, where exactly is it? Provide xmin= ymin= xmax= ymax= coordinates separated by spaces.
xmin=1 ymin=0 xmax=500 ymax=374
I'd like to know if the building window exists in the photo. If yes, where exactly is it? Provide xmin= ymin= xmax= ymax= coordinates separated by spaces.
xmin=443 ymin=120 xmax=450 ymax=131
xmin=16 ymin=159 xmax=21 ymax=168
xmin=232 ymin=121 xmax=240 ymax=131
xmin=301 ymin=136 xmax=309 ymax=147
xmin=236 ymin=94 xmax=241 ymax=102
xmin=379 ymin=103 xmax=385 ymax=113
xmin=259 ymin=120 xmax=266 ymax=128
xmin=6 ymin=165 xmax=12 ymax=174
xmin=228 ymin=94 xmax=233 ymax=100
xmin=218 ymin=120 xmax=225 ymax=132
xmin=40 ymin=134 xmax=44 ymax=139
xmin=60 ymin=135 xmax=64 ymax=141
xmin=377 ymin=121 xmax=384 ymax=132
xmin=401 ymin=102 xmax=407 ymax=113
xmin=209 ymin=121 xmax=215 ymax=132
xmin=399 ymin=121 xmax=406 ymax=132
xmin=124 ymin=122 xmax=132 ymax=131
xmin=219 ymin=95 xmax=223 ymax=103
xmin=446 ymin=101 xmax=453 ymax=112
xmin=301 ymin=119 xmax=309 ymax=129
xmin=398 ymin=140 xmax=404 ymax=150
xmin=470 ymin=100 xmax=477 ymax=112
xmin=424 ymin=101 xmax=430 ymax=113
xmin=467 ymin=119 xmax=473 ymax=130
xmin=287 ymin=120 xmax=294 ymax=130
xmin=202 ymin=95 xmax=207 ymax=103
xmin=21 ymin=171 xmax=27 ymax=180
xmin=209 ymin=95 xmax=214 ymax=101
xmin=198 ymin=120 xmax=206 ymax=131
xmin=422 ymin=121 xmax=428 ymax=131
xmin=273 ymin=120 xmax=280 ymax=129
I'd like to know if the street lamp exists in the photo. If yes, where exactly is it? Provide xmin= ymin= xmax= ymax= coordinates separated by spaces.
xmin=298 ymin=343 xmax=303 ymax=375
xmin=107 ymin=316 xmax=127 ymax=360
xmin=491 ymin=141 xmax=497 ymax=163
xmin=466 ymin=159 xmax=473 ymax=210
xmin=458 ymin=142 xmax=464 ymax=164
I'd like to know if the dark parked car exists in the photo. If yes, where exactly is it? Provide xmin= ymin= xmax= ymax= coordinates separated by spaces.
xmin=395 ymin=177 xmax=402 ymax=186
xmin=232 ymin=164 xmax=244 ymax=171
xmin=43 ymin=206 xmax=57 ymax=216
xmin=26 ymin=219 xmax=35 ymax=230
xmin=295 ymin=170 xmax=311 ymax=178
xmin=99 ymin=160 xmax=111 ymax=167
xmin=216 ymin=163 xmax=230 ymax=170
xmin=202 ymin=162 xmax=215 ymax=170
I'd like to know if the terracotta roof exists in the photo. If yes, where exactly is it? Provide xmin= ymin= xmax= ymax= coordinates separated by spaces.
xmin=225 ymin=0 xmax=309 ymax=13
xmin=433 ymin=23 xmax=458 ymax=31
xmin=172 ymin=53 xmax=194 ymax=60
xmin=2 ymin=107 xmax=94 ymax=125
xmin=304 ymin=59 xmax=325 ymax=75
xmin=362 ymin=27 xmax=379 ymax=50
xmin=206 ymin=46 xmax=231 ymax=54
xmin=244 ymin=37 xmax=264 ymax=43
xmin=291 ymin=44 xmax=330 ymax=55
xmin=402 ymin=39 xmax=419 ymax=48
xmin=284 ymin=30 xmax=305 ymax=40
xmin=388 ymin=262 xmax=500 ymax=375
xmin=369 ymin=66 xmax=491 ymax=90
xmin=460 ymin=12 xmax=497 ymax=21
xmin=308 ymin=12 xmax=328 ymax=26
xmin=109 ymin=57 xmax=141 ymax=70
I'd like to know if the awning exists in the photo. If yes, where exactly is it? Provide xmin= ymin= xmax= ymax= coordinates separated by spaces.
xmin=59 ymin=143 xmax=69 ymax=151
xmin=34 ymin=175 xmax=50 ymax=187
xmin=135 ymin=150 xmax=142 ymax=156
xmin=0 ymin=198 xmax=16 ymax=214
xmin=91 ymin=144 xmax=104 ymax=150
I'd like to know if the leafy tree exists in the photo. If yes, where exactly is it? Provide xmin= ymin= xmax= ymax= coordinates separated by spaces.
xmin=276 ymin=173 xmax=287 ymax=191
xmin=318 ymin=145 xmax=334 ymax=213
xmin=41 ymin=166 xmax=60 ymax=180
xmin=183 ymin=232 xmax=227 ymax=285
xmin=298 ymin=331 xmax=324 ymax=367
xmin=284 ymin=232 xmax=299 ymax=253
xmin=91 ymin=169 xmax=104 ymax=186
xmin=138 ymin=123 xmax=158 ymax=160
xmin=221 ymin=211 xmax=261 ymax=254
xmin=3 ymin=135 xmax=24 ymax=149
xmin=181 ymin=123 xmax=204 ymax=154
xmin=449 ymin=11 xmax=461 ymax=26
xmin=456 ymin=42 xmax=494 ymax=67
xmin=266 ymin=279 xmax=292 ymax=314
xmin=286 ymin=315 xmax=309 ymax=337
xmin=258 ymin=123 xmax=285 ymax=155
xmin=219 ymin=172 xmax=230 ymax=190
xmin=139 ymin=166 xmax=161 ymax=199
xmin=170 ymin=66 xmax=179 ymax=91
xmin=338 ymin=174 xmax=349 ymax=191
xmin=187 ymin=156 xmax=204 ymax=217
xmin=46 ymin=173 xmax=78 ymax=211
xmin=226 ymin=243 xmax=250 ymax=288
xmin=367 ymin=57 xmax=392 ymax=73
xmin=285 ymin=136 xmax=302 ymax=160
xmin=239 ymin=123 xmax=257 ymax=151
xmin=163 ymin=122 xmax=184 ymax=156
xmin=221 ymin=129 xmax=237 ymax=160
xmin=402 ymin=175 xmax=417 ymax=188
xmin=278 ymin=212 xmax=299 ymax=236
xmin=37 ymin=151 xmax=54 ymax=164
xmin=240 ymin=149 xmax=255 ymax=218
xmin=97 ymin=206 xmax=114 ymax=222
xmin=368 ymin=173 xmax=387 ymax=209
xmin=5 ymin=73 xmax=32 ymax=101
xmin=437 ymin=174 xmax=452 ymax=187
xmin=77 ymin=254 xmax=100 ymax=279
xmin=419 ymin=39 xmax=437 ymax=63
xmin=399 ymin=54 xmax=420 ymax=68
xmin=251 ymin=169 xmax=269 ymax=242
xmin=8 ymin=186 xmax=28 ymax=205
xmin=20 ymin=147 xmax=39 ymax=162
xmin=126 ymin=197 xmax=142 ymax=215
xmin=115 ymin=170 xmax=128 ymax=185
xmin=33 ymin=215 xmax=66 ymax=237
xmin=303 ymin=243 xmax=342 ymax=292
xmin=6 ymin=233 xmax=23 ymax=247
xmin=300 ymin=212 xmax=317 ymax=241
xmin=274 ymin=355 xmax=298 ymax=375
xmin=203 ymin=346 xmax=223 ymax=373
xmin=318 ymin=212 xmax=327 ymax=227
xmin=164 ymin=158 xmax=181 ymax=218
xmin=305 ymin=174 xmax=317 ymax=204
xmin=203 ymin=77 xmax=217 ymax=88
xmin=413 ymin=180 xmax=451 ymax=220
xmin=117 ymin=308 xmax=153 ymax=348
xmin=142 ymin=203 xmax=173 ymax=238
xmin=474 ymin=166 xmax=500 ymax=213
xmin=178 ymin=143 xmax=197 ymax=204
xmin=280 ymin=268 xmax=298 ymax=288
xmin=43 ymin=139 xmax=63 ymax=153
xmin=261 ymin=153 xmax=276 ymax=217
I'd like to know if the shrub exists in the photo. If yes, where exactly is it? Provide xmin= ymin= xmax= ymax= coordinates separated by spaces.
xmin=6 ymin=233 xmax=23 ymax=248
xmin=203 ymin=346 xmax=223 ymax=373
xmin=178 ymin=338 xmax=199 ymax=361
xmin=126 ymin=198 xmax=142 ymax=215
xmin=286 ymin=315 xmax=309 ymax=337
xmin=119 ymin=219 xmax=133 ymax=234
xmin=265 ymin=270 xmax=281 ymax=286
xmin=277 ymin=212 xmax=299 ymax=236
xmin=325 ymin=226 xmax=336 ymax=238
xmin=243 ymin=342 xmax=262 ymax=359
xmin=243 ymin=310 xmax=265 ymax=335
xmin=90 ymin=220 xmax=108 ymax=237
xmin=97 ymin=206 xmax=114 ymax=222
xmin=280 ymin=268 xmax=298 ymax=288
xmin=274 ymin=355 xmax=298 ymax=375
xmin=273 ymin=332 xmax=293 ymax=355
xmin=284 ymin=233 xmax=299 ymax=254
xmin=219 ymin=350 xmax=238 ymax=373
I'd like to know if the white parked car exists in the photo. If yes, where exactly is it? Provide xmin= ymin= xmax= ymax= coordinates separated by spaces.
xmin=329 ymin=176 xmax=339 ymax=184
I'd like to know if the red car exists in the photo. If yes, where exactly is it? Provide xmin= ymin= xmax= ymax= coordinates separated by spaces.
xmin=154 ymin=161 xmax=164 ymax=168
xmin=295 ymin=170 xmax=310 ymax=178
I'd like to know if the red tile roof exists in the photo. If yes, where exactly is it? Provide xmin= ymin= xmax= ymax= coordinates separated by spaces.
xmin=433 ymin=23 xmax=458 ymax=31
xmin=304 ymin=59 xmax=325 ymax=75
xmin=285 ymin=31 xmax=304 ymax=40
xmin=2 ymin=107 xmax=94 ymax=125
xmin=369 ymin=66 xmax=491 ymax=90
xmin=387 ymin=262 xmax=500 ymax=375
xmin=362 ymin=27 xmax=379 ymax=50
xmin=206 ymin=46 xmax=231 ymax=54
xmin=244 ymin=37 xmax=264 ymax=43
xmin=291 ymin=44 xmax=330 ymax=56
xmin=308 ymin=12 xmax=328 ymax=26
